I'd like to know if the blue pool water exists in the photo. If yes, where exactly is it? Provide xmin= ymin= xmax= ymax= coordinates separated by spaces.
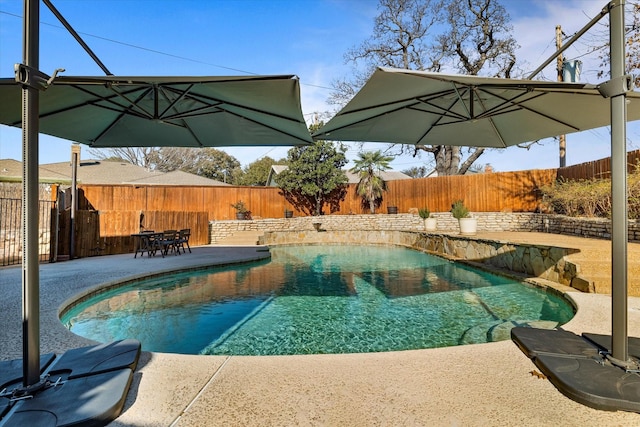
xmin=61 ymin=245 xmax=574 ymax=355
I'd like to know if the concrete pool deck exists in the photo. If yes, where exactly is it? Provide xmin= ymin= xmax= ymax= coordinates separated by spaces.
xmin=1 ymin=233 xmax=640 ymax=426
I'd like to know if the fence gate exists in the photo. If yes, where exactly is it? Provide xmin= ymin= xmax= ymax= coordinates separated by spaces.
xmin=0 ymin=197 xmax=56 ymax=266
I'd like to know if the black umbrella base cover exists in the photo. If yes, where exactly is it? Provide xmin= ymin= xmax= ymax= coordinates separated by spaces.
xmin=511 ymin=327 xmax=640 ymax=413
xmin=0 ymin=339 xmax=141 ymax=426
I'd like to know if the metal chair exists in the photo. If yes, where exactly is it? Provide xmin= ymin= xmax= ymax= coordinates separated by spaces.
xmin=160 ymin=230 xmax=179 ymax=256
xmin=177 ymin=228 xmax=192 ymax=254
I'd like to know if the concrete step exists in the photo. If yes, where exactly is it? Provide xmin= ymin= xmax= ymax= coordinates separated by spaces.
xmin=214 ymin=230 xmax=263 ymax=246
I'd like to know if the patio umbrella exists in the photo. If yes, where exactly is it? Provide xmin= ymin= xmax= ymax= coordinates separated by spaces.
xmin=312 ymin=66 xmax=640 ymax=146
xmin=0 ymin=74 xmax=313 ymax=147
xmin=0 ymin=73 xmax=311 ymax=387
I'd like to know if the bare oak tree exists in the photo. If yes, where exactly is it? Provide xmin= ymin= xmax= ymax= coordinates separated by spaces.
xmin=595 ymin=1 xmax=640 ymax=87
xmin=90 ymin=146 xmax=242 ymax=183
xmin=331 ymin=0 xmax=518 ymax=175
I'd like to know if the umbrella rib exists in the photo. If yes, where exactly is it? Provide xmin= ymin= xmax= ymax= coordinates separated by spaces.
xmin=26 ymin=85 xmax=152 ymax=124
xmin=474 ymin=94 xmax=508 ymax=148
xmin=479 ymin=88 xmax=581 ymax=131
xmin=90 ymin=88 xmax=158 ymax=145
xmin=108 ymin=86 xmax=155 ymax=119
xmin=157 ymin=84 xmax=193 ymax=119
xmin=71 ymin=84 xmax=154 ymax=119
xmin=161 ymin=85 xmax=307 ymax=126
xmin=221 ymin=108 xmax=314 ymax=144
xmin=151 ymin=85 xmax=310 ymax=144
xmin=413 ymin=85 xmax=475 ymax=121
xmin=155 ymin=84 xmax=207 ymax=147
xmin=415 ymin=86 xmax=469 ymax=145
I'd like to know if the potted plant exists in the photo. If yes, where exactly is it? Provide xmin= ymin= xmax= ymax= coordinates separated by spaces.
xmin=450 ymin=199 xmax=477 ymax=235
xmin=231 ymin=200 xmax=250 ymax=220
xmin=418 ymin=208 xmax=437 ymax=232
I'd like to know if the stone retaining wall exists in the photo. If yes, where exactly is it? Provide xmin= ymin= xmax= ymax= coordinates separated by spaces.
xmin=209 ymin=212 xmax=639 ymax=243
xmin=208 ymin=212 xmax=542 ymax=243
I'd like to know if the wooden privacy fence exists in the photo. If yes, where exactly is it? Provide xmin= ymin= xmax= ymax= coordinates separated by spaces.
xmin=74 ymin=168 xmax=558 ymax=223
xmin=558 ymin=149 xmax=640 ymax=180
xmin=56 ymin=210 xmax=209 ymax=258
xmin=382 ymin=169 xmax=557 ymax=213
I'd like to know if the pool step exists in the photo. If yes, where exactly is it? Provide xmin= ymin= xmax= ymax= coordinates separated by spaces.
xmin=460 ymin=319 xmax=559 ymax=345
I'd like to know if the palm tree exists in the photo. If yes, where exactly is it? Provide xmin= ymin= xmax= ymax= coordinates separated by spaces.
xmin=350 ymin=150 xmax=394 ymax=214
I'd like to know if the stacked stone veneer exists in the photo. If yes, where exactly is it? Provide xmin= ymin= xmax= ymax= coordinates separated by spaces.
xmin=209 ymin=212 xmax=541 ymax=243
xmin=209 ymin=212 xmax=640 ymax=244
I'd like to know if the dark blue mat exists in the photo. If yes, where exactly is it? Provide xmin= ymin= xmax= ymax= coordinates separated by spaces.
xmin=0 ymin=339 xmax=140 ymax=426
xmin=511 ymin=327 xmax=640 ymax=413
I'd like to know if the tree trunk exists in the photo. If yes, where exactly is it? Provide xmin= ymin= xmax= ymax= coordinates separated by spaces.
xmin=368 ymin=183 xmax=375 ymax=213
xmin=435 ymin=146 xmax=461 ymax=176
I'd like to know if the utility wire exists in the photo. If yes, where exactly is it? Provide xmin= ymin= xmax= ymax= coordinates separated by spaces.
xmin=0 ymin=9 xmax=334 ymax=90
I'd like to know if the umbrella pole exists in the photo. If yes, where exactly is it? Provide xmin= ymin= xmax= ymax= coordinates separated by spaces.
xmin=609 ymin=0 xmax=630 ymax=365
xmin=21 ymin=0 xmax=41 ymax=388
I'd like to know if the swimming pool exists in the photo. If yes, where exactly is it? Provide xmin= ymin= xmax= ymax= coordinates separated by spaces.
xmin=61 ymin=245 xmax=574 ymax=355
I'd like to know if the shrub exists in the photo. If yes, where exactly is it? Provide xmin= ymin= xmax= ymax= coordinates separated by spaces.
xmin=540 ymin=162 xmax=640 ymax=218
xmin=450 ymin=200 xmax=470 ymax=219
xmin=230 ymin=200 xmax=249 ymax=214
xmin=418 ymin=208 xmax=431 ymax=219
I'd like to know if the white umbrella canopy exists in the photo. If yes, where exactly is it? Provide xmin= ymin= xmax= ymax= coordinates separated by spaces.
xmin=0 ymin=74 xmax=313 ymax=147
xmin=312 ymin=66 xmax=640 ymax=146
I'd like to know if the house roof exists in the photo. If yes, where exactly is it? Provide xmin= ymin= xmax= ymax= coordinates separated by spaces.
xmin=0 ymin=158 xmax=70 ymax=183
xmin=266 ymin=164 xmax=412 ymax=186
xmin=345 ymin=170 xmax=412 ymax=184
xmin=125 ymin=170 xmax=230 ymax=186
xmin=0 ymin=158 xmax=228 ymax=186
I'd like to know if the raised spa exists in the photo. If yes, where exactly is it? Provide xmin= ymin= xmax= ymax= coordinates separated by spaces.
xmin=61 ymin=245 xmax=574 ymax=355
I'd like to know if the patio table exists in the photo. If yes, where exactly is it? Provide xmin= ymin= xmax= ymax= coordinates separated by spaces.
xmin=132 ymin=231 xmax=162 ymax=258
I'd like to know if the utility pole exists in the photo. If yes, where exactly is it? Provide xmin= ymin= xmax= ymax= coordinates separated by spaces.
xmin=557 ymin=24 xmax=567 ymax=168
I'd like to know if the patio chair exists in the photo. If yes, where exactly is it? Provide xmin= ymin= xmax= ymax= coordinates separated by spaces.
xmin=177 ymin=228 xmax=192 ymax=254
xmin=160 ymin=230 xmax=179 ymax=256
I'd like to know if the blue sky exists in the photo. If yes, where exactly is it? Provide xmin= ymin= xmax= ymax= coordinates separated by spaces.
xmin=1 ymin=0 xmax=636 ymax=172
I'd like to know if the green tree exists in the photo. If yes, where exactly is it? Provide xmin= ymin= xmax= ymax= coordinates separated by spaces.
xmin=331 ymin=0 xmax=518 ymax=176
xmin=350 ymin=150 xmax=394 ymax=213
xmin=237 ymin=156 xmax=287 ymax=186
xmin=277 ymin=140 xmax=348 ymax=216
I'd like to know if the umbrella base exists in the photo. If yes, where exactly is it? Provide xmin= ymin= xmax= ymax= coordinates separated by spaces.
xmin=0 ymin=339 xmax=140 ymax=426
xmin=512 ymin=327 xmax=640 ymax=413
